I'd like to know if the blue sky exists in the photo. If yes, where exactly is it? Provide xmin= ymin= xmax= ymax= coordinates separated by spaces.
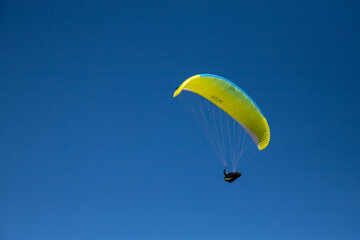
xmin=1 ymin=0 xmax=359 ymax=239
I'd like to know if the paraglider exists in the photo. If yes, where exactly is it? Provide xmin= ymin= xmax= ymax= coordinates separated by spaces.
xmin=173 ymin=74 xmax=270 ymax=183
xmin=223 ymin=169 xmax=242 ymax=183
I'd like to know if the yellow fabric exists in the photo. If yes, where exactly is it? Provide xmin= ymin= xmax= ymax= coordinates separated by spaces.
xmin=173 ymin=74 xmax=270 ymax=150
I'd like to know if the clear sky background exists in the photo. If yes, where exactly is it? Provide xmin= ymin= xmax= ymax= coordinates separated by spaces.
xmin=1 ymin=0 xmax=359 ymax=239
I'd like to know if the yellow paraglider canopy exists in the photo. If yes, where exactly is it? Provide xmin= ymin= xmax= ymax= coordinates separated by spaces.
xmin=173 ymin=74 xmax=270 ymax=150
